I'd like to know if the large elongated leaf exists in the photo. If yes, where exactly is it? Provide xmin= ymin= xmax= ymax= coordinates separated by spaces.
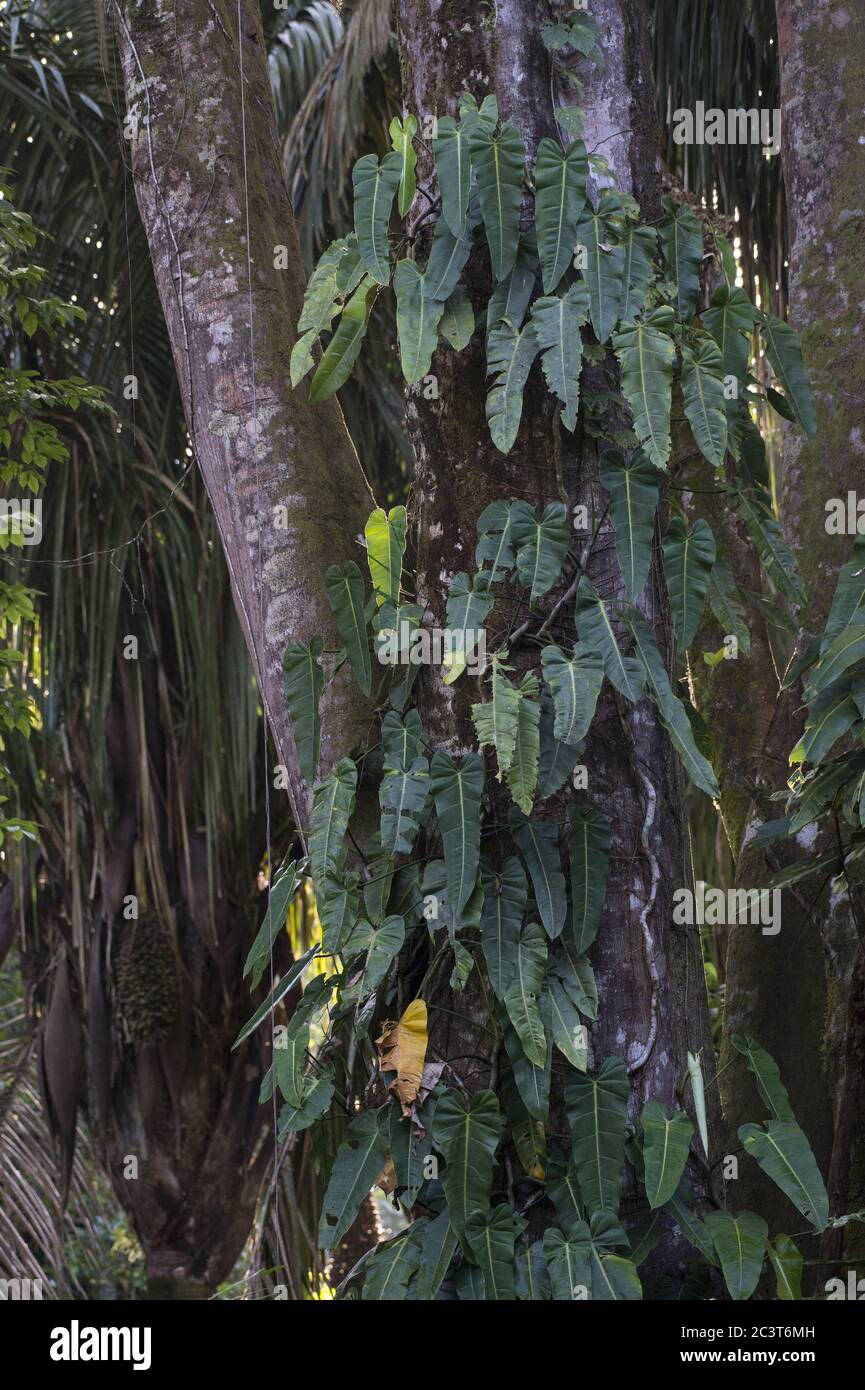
xmin=510 ymin=806 xmax=567 ymax=940
xmin=641 ymin=1103 xmax=694 ymax=1209
xmin=564 ymin=1057 xmax=630 ymax=1216
xmin=352 ymin=151 xmax=401 ymax=285
xmin=389 ymin=114 xmax=417 ymax=217
xmin=466 ymin=1206 xmax=523 ymax=1301
xmin=393 ymin=259 xmax=445 ymax=383
xmin=429 ymin=752 xmax=484 ymax=921
xmin=244 ymin=857 xmax=304 ymax=989
xmin=504 ymin=921 xmax=548 ymax=1066
xmin=510 ymin=501 xmax=570 ymax=603
xmin=767 ymin=1235 xmax=803 ymax=1301
xmin=546 ymin=975 xmax=587 ymax=1070
xmin=309 ymin=756 xmax=358 ymax=903
xmin=308 ymin=278 xmax=378 ymax=402
xmin=795 ymin=686 xmax=858 ymax=766
xmin=808 ymin=625 xmax=865 ymax=695
xmin=362 ymin=1227 xmax=424 ymax=1301
xmin=440 ymin=287 xmax=475 ymax=350
xmin=480 ymin=857 xmax=527 ymax=1000
xmin=515 ymin=1241 xmax=551 ymax=1300
xmin=739 ymin=1121 xmax=829 ymax=1232
xmin=325 ymin=561 xmax=371 ymax=696
xmin=705 ymin=1210 xmax=768 ymax=1301
xmin=729 ymin=487 xmax=806 ymax=607
xmin=681 ymin=337 xmax=728 ymax=466
xmin=283 ymin=637 xmax=323 ymax=785
xmin=507 ymin=672 xmax=541 ymax=814
xmin=274 ymin=974 xmax=328 ymax=1108
xmin=702 ymin=285 xmax=753 ymax=407
xmin=547 ymin=1219 xmax=639 ymax=1301
xmin=319 ymin=1110 xmax=388 ymax=1248
xmin=659 ymin=200 xmax=703 ymax=320
xmin=538 ymin=689 xmax=582 ymax=799
xmin=475 ymin=500 xmax=517 ymax=582
xmin=575 ymin=576 xmax=645 ymax=700
xmin=502 ymin=1003 xmax=552 ymax=1123
xmin=534 ymin=136 xmax=588 ymax=293
xmin=662 ymin=516 xmax=716 ymax=652
xmin=822 ymin=535 xmax=865 ymax=650
xmin=233 ymin=944 xmax=319 ymax=1050
xmin=278 ymin=1066 xmax=335 ymax=1136
xmin=730 ymin=1034 xmax=795 ymax=1122
xmin=345 ymin=915 xmax=405 ymax=1003
xmin=472 ymin=651 xmax=521 ymax=778
xmin=575 ymin=198 xmax=625 ymax=342
xmin=531 ymin=284 xmax=589 ymax=431
xmin=379 ymin=756 xmax=429 ymax=855
xmin=432 ymin=116 xmax=472 ymax=237
xmin=486 ymin=233 xmax=539 ymax=333
xmin=433 ymin=1089 xmax=502 ymax=1242
xmin=598 ymin=448 xmax=660 ymax=601
xmin=549 ymin=935 xmax=598 ymax=1019
xmin=761 ymin=312 xmax=817 ymax=437
xmin=626 ymin=613 xmax=720 ymax=798
xmin=416 ymin=1208 xmax=460 ymax=1300
xmin=619 ymin=224 xmax=658 ymax=327
xmin=365 ymin=505 xmax=407 ymax=607
xmin=613 ymin=307 xmax=676 ymax=470
xmin=708 ymin=558 xmax=751 ymax=656
xmin=424 ymin=211 xmax=476 ymax=302
xmin=541 ymin=644 xmax=603 ymax=750
xmin=444 ymin=571 xmax=493 ymax=683
xmin=566 ymin=803 xmax=611 ymax=954
xmin=485 ymin=321 xmax=539 ymax=454
xmin=469 ymin=122 xmax=526 ymax=282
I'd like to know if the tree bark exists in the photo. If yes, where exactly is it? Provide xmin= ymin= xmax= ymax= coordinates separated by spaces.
xmin=115 ymin=0 xmax=375 ymax=837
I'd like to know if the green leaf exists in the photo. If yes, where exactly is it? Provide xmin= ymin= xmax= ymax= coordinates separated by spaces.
xmin=809 ymin=625 xmax=865 ymax=695
xmin=510 ymin=501 xmax=570 ymax=603
xmin=687 ymin=1050 xmax=710 ymax=1160
xmin=472 ymin=651 xmax=522 ymax=779
xmin=627 ymin=613 xmax=720 ymax=797
xmin=275 ymin=974 xmax=328 ymax=1107
xmin=705 ymin=1210 xmax=768 ymax=1301
xmin=466 ymin=1206 xmax=523 ymax=1300
xmin=739 ymin=1121 xmax=829 ymax=1232
xmin=469 ymin=121 xmax=526 ymax=282
xmin=767 ymin=1235 xmax=803 ymax=1301
xmin=424 ymin=212 xmax=476 ymax=302
xmin=309 ymin=757 xmax=358 ymax=907
xmin=439 ymin=287 xmax=475 ymax=350
xmin=708 ymin=559 xmax=751 ymax=656
xmin=761 ymin=312 xmax=817 ymax=437
xmin=538 ymin=689 xmax=582 ymax=799
xmin=388 ymin=1097 xmax=433 ymax=1207
xmin=502 ymin=1007 xmax=552 ymax=1123
xmin=244 ymin=858 xmax=303 ymax=989
xmin=352 ymin=151 xmax=401 ymax=285
xmin=566 ymin=803 xmax=610 ymax=954
xmin=541 ymin=643 xmax=603 ymax=750
xmin=796 ymin=686 xmax=858 ymax=766
xmin=546 ymin=975 xmax=588 ymax=1070
xmin=485 ymin=321 xmax=539 ymax=454
xmin=233 ymin=943 xmax=319 ymax=1049
xmin=681 ymin=336 xmax=728 ymax=466
xmin=345 ymin=915 xmax=405 ymax=1003
xmin=575 ymin=576 xmax=645 ymax=700
xmin=702 ymin=285 xmax=753 ymax=414
xmin=283 ymin=637 xmax=324 ymax=784
xmin=509 ymin=806 xmax=567 ymax=940
xmin=480 ymin=857 xmax=527 ymax=1000
xmin=475 ymin=500 xmax=517 ymax=582
xmin=575 ymin=197 xmax=626 ymax=343
xmin=365 ymin=505 xmax=407 ymax=607
xmin=565 ymin=1056 xmax=629 ymax=1216
xmin=667 ymin=1187 xmax=719 ymax=1267
xmin=729 ymin=487 xmax=806 ymax=607
xmin=822 ymin=535 xmax=865 ymax=650
xmin=308 ymin=278 xmax=378 ymax=401
xmin=543 ymin=1226 xmax=591 ymax=1300
xmin=381 ymin=708 xmax=425 ymax=769
xmin=432 ymin=116 xmax=472 ymax=238
xmin=416 ymin=1209 xmax=460 ymax=1300
xmin=613 ymin=307 xmax=676 ymax=470
xmin=531 ymin=284 xmax=590 ymax=431
xmin=325 ymin=561 xmax=371 ymax=696
xmin=730 ymin=1034 xmax=795 ymax=1123
xmin=278 ymin=1067 xmax=335 ymax=1136
xmin=659 ymin=200 xmax=703 ymax=320
xmin=486 ymin=233 xmax=538 ymax=333
xmin=534 ymin=136 xmax=588 ymax=293
xmin=641 ymin=1103 xmax=694 ymax=1209
xmin=389 ymin=114 xmax=418 ymax=217
xmin=619 ymin=224 xmax=658 ymax=327
xmin=507 ymin=672 xmax=541 ymax=815
xmin=515 ymin=1240 xmax=551 ymax=1300
xmin=433 ymin=1089 xmax=502 ymax=1243
xmin=444 ymin=571 xmax=493 ymax=683
xmin=430 ymin=752 xmax=484 ymax=922
xmin=598 ymin=448 xmax=660 ymax=601
xmin=379 ymin=756 xmax=429 ymax=855
xmin=504 ymin=921 xmax=548 ymax=1066
xmin=393 ymin=259 xmax=446 ymax=383
xmin=662 ymin=516 xmax=716 ymax=652
xmin=362 ymin=1226 xmax=425 ymax=1301
xmin=319 ymin=1110 xmax=388 ymax=1248
xmin=549 ymin=936 xmax=598 ymax=1019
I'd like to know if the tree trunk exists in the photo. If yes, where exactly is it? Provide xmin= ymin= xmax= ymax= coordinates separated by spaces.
xmin=115 ymin=0 xmax=375 ymax=837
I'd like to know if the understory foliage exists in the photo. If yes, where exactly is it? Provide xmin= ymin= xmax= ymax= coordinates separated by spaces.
xmin=237 ymin=15 xmax=865 ymax=1299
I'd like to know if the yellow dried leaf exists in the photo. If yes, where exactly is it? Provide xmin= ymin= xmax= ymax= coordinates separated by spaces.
xmin=376 ymin=998 xmax=428 ymax=1114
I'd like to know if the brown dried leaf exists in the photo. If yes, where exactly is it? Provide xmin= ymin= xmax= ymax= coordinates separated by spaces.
xmin=375 ymin=998 xmax=428 ymax=1115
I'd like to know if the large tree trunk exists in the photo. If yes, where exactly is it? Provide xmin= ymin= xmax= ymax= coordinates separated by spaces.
xmin=115 ymin=0 xmax=375 ymax=838
xmin=688 ymin=0 xmax=865 ymax=1275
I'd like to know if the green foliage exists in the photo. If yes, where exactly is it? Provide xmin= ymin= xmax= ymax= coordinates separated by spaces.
xmin=283 ymin=638 xmax=324 ymax=785
xmin=662 ymin=516 xmax=716 ymax=653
